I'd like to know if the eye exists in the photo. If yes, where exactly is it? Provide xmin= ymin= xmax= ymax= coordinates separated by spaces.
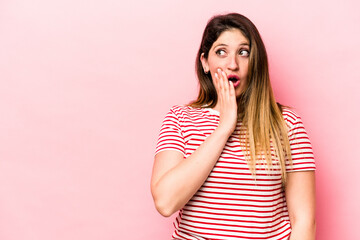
xmin=239 ymin=49 xmax=250 ymax=57
xmin=215 ymin=49 xmax=226 ymax=56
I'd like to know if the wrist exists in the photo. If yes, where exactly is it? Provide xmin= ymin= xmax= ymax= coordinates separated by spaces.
xmin=215 ymin=124 xmax=234 ymax=138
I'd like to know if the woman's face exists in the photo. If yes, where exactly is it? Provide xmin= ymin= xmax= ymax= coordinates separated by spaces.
xmin=201 ymin=28 xmax=250 ymax=97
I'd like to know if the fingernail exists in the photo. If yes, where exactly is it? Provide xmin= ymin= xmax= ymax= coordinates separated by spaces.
xmin=215 ymin=73 xmax=218 ymax=78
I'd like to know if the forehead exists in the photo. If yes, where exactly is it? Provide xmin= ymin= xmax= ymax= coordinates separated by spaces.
xmin=212 ymin=28 xmax=249 ymax=47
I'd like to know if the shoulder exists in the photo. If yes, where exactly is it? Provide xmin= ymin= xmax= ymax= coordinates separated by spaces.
xmin=168 ymin=105 xmax=208 ymax=119
xmin=281 ymin=107 xmax=303 ymax=129
xmin=281 ymin=107 xmax=311 ymax=139
xmin=168 ymin=105 xmax=189 ymax=115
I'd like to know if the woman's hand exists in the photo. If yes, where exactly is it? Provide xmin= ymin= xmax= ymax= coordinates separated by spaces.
xmin=213 ymin=68 xmax=238 ymax=136
xmin=151 ymin=68 xmax=239 ymax=217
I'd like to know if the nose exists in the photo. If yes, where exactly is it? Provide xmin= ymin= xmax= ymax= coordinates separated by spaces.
xmin=227 ymin=54 xmax=239 ymax=71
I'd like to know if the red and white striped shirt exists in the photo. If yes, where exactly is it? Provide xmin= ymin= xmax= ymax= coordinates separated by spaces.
xmin=155 ymin=105 xmax=315 ymax=240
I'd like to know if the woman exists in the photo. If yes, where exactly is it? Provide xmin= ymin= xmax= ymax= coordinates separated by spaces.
xmin=151 ymin=13 xmax=316 ymax=240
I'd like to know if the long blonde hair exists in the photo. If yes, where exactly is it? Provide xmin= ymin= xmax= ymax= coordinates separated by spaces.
xmin=190 ymin=13 xmax=292 ymax=183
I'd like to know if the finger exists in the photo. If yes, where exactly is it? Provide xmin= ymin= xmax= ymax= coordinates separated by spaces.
xmin=217 ymin=69 xmax=224 ymax=93
xmin=214 ymin=72 xmax=223 ymax=104
xmin=228 ymin=80 xmax=236 ymax=98
xmin=219 ymin=69 xmax=232 ymax=103
xmin=221 ymin=69 xmax=229 ymax=94
xmin=216 ymin=70 xmax=226 ymax=106
xmin=214 ymin=72 xmax=222 ymax=97
xmin=213 ymin=72 xmax=219 ymax=90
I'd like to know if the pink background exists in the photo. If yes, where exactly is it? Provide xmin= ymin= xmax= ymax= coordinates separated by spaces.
xmin=0 ymin=0 xmax=359 ymax=239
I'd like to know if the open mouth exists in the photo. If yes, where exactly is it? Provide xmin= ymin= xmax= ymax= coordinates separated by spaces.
xmin=227 ymin=75 xmax=240 ymax=88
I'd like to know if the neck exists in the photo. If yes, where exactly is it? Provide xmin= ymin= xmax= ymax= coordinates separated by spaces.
xmin=212 ymin=103 xmax=221 ymax=112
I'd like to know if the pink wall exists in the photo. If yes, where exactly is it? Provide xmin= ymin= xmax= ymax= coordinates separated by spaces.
xmin=0 ymin=0 xmax=359 ymax=239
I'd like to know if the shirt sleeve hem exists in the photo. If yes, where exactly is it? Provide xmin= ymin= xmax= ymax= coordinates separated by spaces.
xmin=155 ymin=148 xmax=185 ymax=156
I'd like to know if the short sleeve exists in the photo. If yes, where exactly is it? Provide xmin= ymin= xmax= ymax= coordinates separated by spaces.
xmin=155 ymin=107 xmax=186 ymax=156
xmin=285 ymin=111 xmax=316 ymax=172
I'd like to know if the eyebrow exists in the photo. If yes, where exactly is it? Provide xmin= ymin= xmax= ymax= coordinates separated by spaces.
xmin=213 ymin=43 xmax=249 ymax=48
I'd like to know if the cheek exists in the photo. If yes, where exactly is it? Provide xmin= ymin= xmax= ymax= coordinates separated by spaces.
xmin=243 ymin=61 xmax=249 ymax=74
xmin=208 ymin=58 xmax=224 ymax=71
xmin=235 ymin=80 xmax=248 ymax=96
xmin=209 ymin=65 xmax=219 ymax=73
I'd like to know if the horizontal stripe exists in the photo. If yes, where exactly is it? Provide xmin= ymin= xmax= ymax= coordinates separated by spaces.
xmin=155 ymin=105 xmax=315 ymax=239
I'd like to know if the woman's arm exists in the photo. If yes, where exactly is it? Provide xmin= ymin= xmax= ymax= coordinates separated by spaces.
xmin=151 ymin=127 xmax=232 ymax=217
xmin=285 ymin=171 xmax=316 ymax=240
xmin=151 ymin=69 xmax=237 ymax=217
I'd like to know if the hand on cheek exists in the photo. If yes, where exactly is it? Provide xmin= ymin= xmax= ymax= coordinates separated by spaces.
xmin=213 ymin=68 xmax=238 ymax=135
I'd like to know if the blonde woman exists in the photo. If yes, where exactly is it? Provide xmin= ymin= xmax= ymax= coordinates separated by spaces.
xmin=151 ymin=13 xmax=316 ymax=240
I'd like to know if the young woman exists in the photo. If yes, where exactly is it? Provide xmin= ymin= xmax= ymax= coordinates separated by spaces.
xmin=151 ymin=13 xmax=316 ymax=240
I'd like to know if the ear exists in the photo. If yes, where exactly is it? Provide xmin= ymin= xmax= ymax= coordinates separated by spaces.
xmin=200 ymin=53 xmax=209 ymax=73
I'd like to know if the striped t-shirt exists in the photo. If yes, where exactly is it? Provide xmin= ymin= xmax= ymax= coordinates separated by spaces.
xmin=155 ymin=105 xmax=316 ymax=240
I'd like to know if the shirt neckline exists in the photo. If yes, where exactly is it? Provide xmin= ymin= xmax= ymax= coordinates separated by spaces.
xmin=203 ymin=107 xmax=220 ymax=116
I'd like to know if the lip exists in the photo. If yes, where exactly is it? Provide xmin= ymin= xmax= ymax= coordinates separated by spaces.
xmin=227 ymin=74 xmax=240 ymax=87
xmin=227 ymin=74 xmax=240 ymax=81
